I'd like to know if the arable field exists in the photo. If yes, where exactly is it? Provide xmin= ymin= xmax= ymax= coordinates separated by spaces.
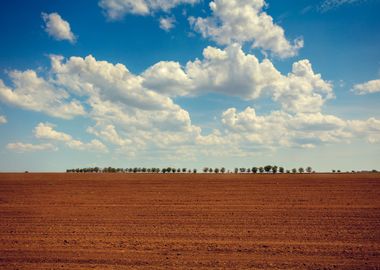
xmin=0 ymin=173 xmax=379 ymax=269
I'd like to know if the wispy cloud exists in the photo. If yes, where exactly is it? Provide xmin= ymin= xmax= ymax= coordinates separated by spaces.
xmin=320 ymin=0 xmax=365 ymax=12
xmin=7 ymin=142 xmax=57 ymax=153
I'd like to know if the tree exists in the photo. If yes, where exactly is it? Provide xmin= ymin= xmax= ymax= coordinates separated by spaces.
xmin=247 ymin=168 xmax=251 ymax=173
xmin=220 ymin=167 xmax=226 ymax=173
xmin=306 ymin=166 xmax=312 ymax=173
xmin=234 ymin=168 xmax=239 ymax=173
xmin=182 ymin=168 xmax=187 ymax=173
xmin=209 ymin=168 xmax=213 ymax=173
xmin=279 ymin=167 xmax=284 ymax=173
xmin=172 ymin=168 xmax=176 ymax=173
xmin=193 ymin=169 xmax=197 ymax=173
xmin=298 ymin=167 xmax=304 ymax=173
xmin=252 ymin=167 xmax=258 ymax=174
xmin=239 ymin=168 xmax=246 ymax=173
xmin=214 ymin=168 xmax=219 ymax=173
xmin=203 ymin=167 xmax=209 ymax=173
xmin=272 ymin=166 xmax=278 ymax=174
xmin=177 ymin=168 xmax=181 ymax=173
xmin=259 ymin=167 xmax=264 ymax=173
xmin=292 ymin=168 xmax=297 ymax=174
xmin=264 ymin=165 xmax=272 ymax=173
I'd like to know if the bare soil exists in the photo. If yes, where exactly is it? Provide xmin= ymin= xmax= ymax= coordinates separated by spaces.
xmin=0 ymin=173 xmax=379 ymax=269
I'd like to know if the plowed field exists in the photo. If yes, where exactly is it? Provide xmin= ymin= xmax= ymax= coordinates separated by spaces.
xmin=0 ymin=173 xmax=379 ymax=269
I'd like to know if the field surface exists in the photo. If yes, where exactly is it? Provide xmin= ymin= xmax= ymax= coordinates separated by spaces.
xmin=0 ymin=173 xmax=379 ymax=269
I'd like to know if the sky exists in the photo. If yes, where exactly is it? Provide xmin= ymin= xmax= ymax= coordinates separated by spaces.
xmin=0 ymin=0 xmax=379 ymax=172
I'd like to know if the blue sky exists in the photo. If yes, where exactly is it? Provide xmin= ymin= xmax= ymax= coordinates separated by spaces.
xmin=0 ymin=0 xmax=379 ymax=172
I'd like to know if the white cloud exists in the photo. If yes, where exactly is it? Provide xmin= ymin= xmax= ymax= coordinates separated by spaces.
xmin=320 ymin=0 xmax=364 ymax=12
xmin=42 ymin=12 xmax=76 ymax=43
xmin=143 ymin=44 xmax=333 ymax=113
xmin=0 ymin=70 xmax=85 ymax=119
xmin=50 ymin=54 xmax=200 ymax=140
xmin=34 ymin=122 xmax=108 ymax=153
xmin=159 ymin=16 xmax=176 ymax=31
xmin=0 ymin=115 xmax=6 ymax=124
xmin=99 ymin=0 xmax=199 ymax=19
xmin=34 ymin=123 xmax=72 ymax=142
xmin=220 ymin=106 xmax=378 ymax=149
xmin=189 ymin=0 xmax=303 ymax=58
xmin=87 ymin=124 xmax=132 ymax=146
xmin=353 ymin=79 xmax=380 ymax=95
xmin=66 ymin=139 xmax=108 ymax=152
xmin=6 ymin=142 xmax=57 ymax=153
xmin=2 ymin=47 xmax=377 ymax=160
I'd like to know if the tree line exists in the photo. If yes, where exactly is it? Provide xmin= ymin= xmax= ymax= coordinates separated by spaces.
xmin=66 ymin=165 xmax=315 ymax=174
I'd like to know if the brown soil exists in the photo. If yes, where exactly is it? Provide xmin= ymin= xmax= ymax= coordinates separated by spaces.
xmin=0 ymin=173 xmax=379 ymax=269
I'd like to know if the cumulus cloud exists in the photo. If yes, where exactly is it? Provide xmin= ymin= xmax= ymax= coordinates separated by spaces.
xmin=0 ymin=115 xmax=6 ymax=124
xmin=34 ymin=122 xmax=108 ymax=152
xmin=2 ymin=47 xmax=377 ymax=159
xmin=50 ymin=54 xmax=200 ymax=138
xmin=220 ymin=106 xmax=377 ymax=149
xmin=87 ymin=124 xmax=132 ymax=146
xmin=0 ymin=70 xmax=85 ymax=119
xmin=99 ymin=0 xmax=199 ymax=19
xmin=66 ymin=139 xmax=108 ymax=152
xmin=6 ymin=142 xmax=57 ymax=153
xmin=353 ymin=79 xmax=380 ymax=95
xmin=42 ymin=12 xmax=76 ymax=43
xmin=159 ymin=16 xmax=176 ymax=31
xmin=189 ymin=0 xmax=303 ymax=58
xmin=34 ymin=123 xmax=72 ymax=142
xmin=143 ymin=44 xmax=333 ymax=113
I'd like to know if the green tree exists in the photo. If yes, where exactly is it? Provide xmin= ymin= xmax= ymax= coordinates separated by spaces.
xmin=306 ymin=166 xmax=312 ymax=173
xmin=272 ymin=166 xmax=278 ymax=174
xmin=279 ymin=167 xmax=284 ymax=173
xmin=252 ymin=167 xmax=258 ymax=173
xmin=259 ymin=167 xmax=264 ymax=173
xmin=264 ymin=165 xmax=272 ymax=173
xmin=298 ymin=167 xmax=304 ymax=173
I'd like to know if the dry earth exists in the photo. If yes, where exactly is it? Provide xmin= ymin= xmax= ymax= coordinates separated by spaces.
xmin=0 ymin=173 xmax=379 ymax=269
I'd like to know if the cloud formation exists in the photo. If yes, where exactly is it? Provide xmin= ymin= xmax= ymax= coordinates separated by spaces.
xmin=353 ymin=79 xmax=380 ymax=95
xmin=2 ymin=46 xmax=378 ymax=159
xmin=189 ymin=0 xmax=303 ymax=58
xmin=0 ymin=70 xmax=85 ymax=119
xmin=159 ymin=16 xmax=176 ymax=31
xmin=99 ymin=0 xmax=199 ymax=19
xmin=143 ymin=44 xmax=333 ymax=113
xmin=34 ymin=123 xmax=108 ymax=152
xmin=320 ymin=0 xmax=364 ymax=12
xmin=42 ymin=12 xmax=76 ymax=43
xmin=7 ymin=142 xmax=56 ymax=153
xmin=0 ymin=115 xmax=6 ymax=124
